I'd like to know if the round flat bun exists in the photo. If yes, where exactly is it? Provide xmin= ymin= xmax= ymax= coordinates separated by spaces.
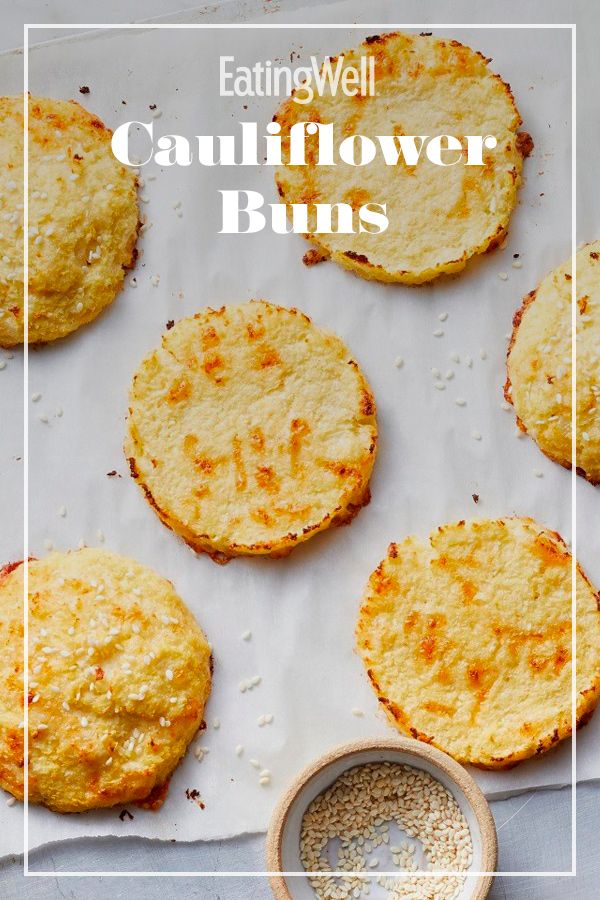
xmin=274 ymin=32 xmax=530 ymax=284
xmin=356 ymin=517 xmax=600 ymax=769
xmin=506 ymin=241 xmax=600 ymax=484
xmin=0 ymin=550 xmax=212 ymax=812
xmin=125 ymin=300 xmax=377 ymax=562
xmin=0 ymin=95 xmax=139 ymax=346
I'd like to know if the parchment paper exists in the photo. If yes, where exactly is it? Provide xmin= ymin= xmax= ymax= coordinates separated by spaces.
xmin=0 ymin=13 xmax=596 ymax=859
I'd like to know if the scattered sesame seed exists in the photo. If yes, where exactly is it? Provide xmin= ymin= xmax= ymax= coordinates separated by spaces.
xmin=6 ymin=797 xmax=16 ymax=807
xmin=465 ymin=356 xmax=473 ymax=368
xmin=96 ymin=529 xmax=105 ymax=543
xmin=450 ymin=352 xmax=460 ymax=364
xmin=241 ymin=630 xmax=252 ymax=641
xmin=433 ymin=328 xmax=444 ymax=337
xmin=31 ymin=392 xmax=41 ymax=402
xmin=351 ymin=708 xmax=364 ymax=717
xmin=434 ymin=382 xmax=446 ymax=391
xmin=80 ymin=717 xmax=88 ymax=727
xmin=235 ymin=744 xmax=244 ymax=756
xmin=498 ymin=272 xmax=508 ymax=280
xmin=534 ymin=469 xmax=544 ymax=478
xmin=212 ymin=718 xmax=220 ymax=729
xmin=444 ymin=370 xmax=454 ymax=380
xmin=438 ymin=312 xmax=448 ymax=322
xmin=0 ymin=361 xmax=6 ymax=371
xmin=501 ymin=401 xmax=512 ymax=411
xmin=479 ymin=349 xmax=488 ymax=360
xmin=165 ymin=669 xmax=173 ymax=681
xmin=250 ymin=759 xmax=261 ymax=769
xmin=394 ymin=355 xmax=404 ymax=369
xmin=58 ymin=505 xmax=67 ymax=517
xmin=512 ymin=260 xmax=523 ymax=269
xmin=150 ymin=275 xmax=160 ymax=287
xmin=39 ymin=414 xmax=49 ymax=424
xmin=129 ymin=276 xmax=137 ymax=288
xmin=471 ymin=430 xmax=482 ymax=441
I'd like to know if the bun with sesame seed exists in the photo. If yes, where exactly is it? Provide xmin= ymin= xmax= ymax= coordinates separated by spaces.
xmin=505 ymin=241 xmax=600 ymax=484
xmin=0 ymin=95 xmax=139 ymax=346
xmin=125 ymin=300 xmax=377 ymax=563
xmin=0 ymin=549 xmax=211 ymax=812
xmin=273 ymin=31 xmax=531 ymax=284
xmin=356 ymin=517 xmax=600 ymax=768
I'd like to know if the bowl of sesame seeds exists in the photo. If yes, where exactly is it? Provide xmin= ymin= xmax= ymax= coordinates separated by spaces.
xmin=266 ymin=737 xmax=496 ymax=900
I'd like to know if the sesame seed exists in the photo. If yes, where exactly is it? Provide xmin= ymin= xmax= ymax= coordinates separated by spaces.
xmin=165 ymin=668 xmax=173 ymax=681
xmin=0 ymin=361 xmax=6 ymax=371
xmin=150 ymin=274 xmax=160 ymax=286
xmin=433 ymin=329 xmax=444 ymax=337
xmin=213 ymin=718 xmax=220 ymax=729
xmin=394 ymin=356 xmax=404 ymax=369
xmin=259 ymin=776 xmax=271 ymax=786
xmin=80 ymin=717 xmax=88 ymax=727
xmin=471 ymin=430 xmax=482 ymax=441
xmin=498 ymin=272 xmax=508 ymax=280
xmin=6 ymin=797 xmax=16 ymax=807
xmin=31 ymin=392 xmax=41 ymax=402
xmin=235 ymin=745 xmax=244 ymax=756
xmin=299 ymin=762 xmax=472 ymax=897
xmin=434 ymin=382 xmax=446 ymax=391
xmin=512 ymin=260 xmax=523 ymax=269
xmin=450 ymin=352 xmax=460 ymax=364
xmin=479 ymin=349 xmax=488 ymax=360
xmin=58 ymin=505 xmax=67 ymax=517
xmin=438 ymin=312 xmax=448 ymax=322
xmin=501 ymin=401 xmax=512 ymax=411
xmin=129 ymin=276 xmax=137 ymax=288
xmin=455 ymin=398 xmax=467 ymax=407
xmin=250 ymin=759 xmax=261 ymax=769
xmin=444 ymin=369 xmax=454 ymax=380
xmin=351 ymin=708 xmax=364 ymax=717
xmin=534 ymin=469 xmax=544 ymax=478
xmin=465 ymin=356 xmax=473 ymax=368
xmin=241 ymin=630 xmax=252 ymax=641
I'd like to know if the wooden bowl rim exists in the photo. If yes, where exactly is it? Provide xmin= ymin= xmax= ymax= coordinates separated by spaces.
xmin=266 ymin=736 xmax=497 ymax=900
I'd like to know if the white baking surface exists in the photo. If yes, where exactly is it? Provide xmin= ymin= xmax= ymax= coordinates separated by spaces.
xmin=1 ymin=14 xmax=597 ymax=859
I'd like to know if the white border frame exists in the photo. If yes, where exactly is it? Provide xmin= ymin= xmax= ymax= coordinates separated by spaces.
xmin=22 ymin=20 xmax=577 ymax=881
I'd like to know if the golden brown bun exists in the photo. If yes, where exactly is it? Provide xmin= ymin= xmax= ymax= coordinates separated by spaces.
xmin=0 ymin=95 xmax=139 ymax=345
xmin=357 ymin=517 xmax=600 ymax=768
xmin=274 ymin=32 xmax=529 ymax=284
xmin=125 ymin=300 xmax=377 ymax=562
xmin=0 ymin=550 xmax=212 ymax=812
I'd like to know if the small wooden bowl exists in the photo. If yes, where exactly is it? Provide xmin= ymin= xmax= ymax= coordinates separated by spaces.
xmin=266 ymin=737 xmax=497 ymax=900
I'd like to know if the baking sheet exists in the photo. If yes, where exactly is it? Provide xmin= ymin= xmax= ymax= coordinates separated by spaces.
xmin=1 ymin=14 xmax=597 ymax=861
